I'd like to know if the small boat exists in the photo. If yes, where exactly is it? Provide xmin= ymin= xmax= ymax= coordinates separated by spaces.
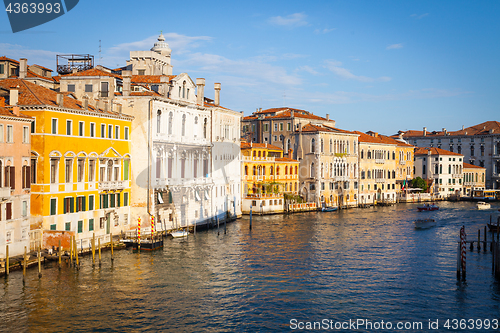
xmin=414 ymin=219 xmax=437 ymax=229
xmin=477 ymin=202 xmax=491 ymax=210
xmin=170 ymin=230 xmax=189 ymax=238
xmin=487 ymin=223 xmax=500 ymax=232
xmin=132 ymin=238 xmax=164 ymax=251
xmin=321 ymin=206 xmax=338 ymax=212
xmin=417 ymin=204 xmax=439 ymax=211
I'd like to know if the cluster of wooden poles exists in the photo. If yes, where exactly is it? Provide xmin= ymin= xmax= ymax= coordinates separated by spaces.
xmin=3 ymin=233 xmax=115 ymax=282
xmin=457 ymin=216 xmax=500 ymax=281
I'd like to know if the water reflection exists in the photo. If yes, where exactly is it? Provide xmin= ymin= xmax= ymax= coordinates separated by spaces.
xmin=0 ymin=202 xmax=499 ymax=332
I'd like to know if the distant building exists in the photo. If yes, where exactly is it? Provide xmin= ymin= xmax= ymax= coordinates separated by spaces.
xmin=462 ymin=163 xmax=486 ymax=197
xmin=1 ymin=57 xmax=58 ymax=89
xmin=0 ymin=100 xmax=32 ymax=258
xmin=397 ymin=121 xmax=500 ymax=189
xmin=414 ymin=147 xmax=464 ymax=198
xmin=240 ymin=142 xmax=299 ymax=214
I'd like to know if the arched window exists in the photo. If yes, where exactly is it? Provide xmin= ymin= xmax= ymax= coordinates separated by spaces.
xmin=285 ymin=166 xmax=288 ymax=175
xmin=310 ymin=163 xmax=315 ymax=177
xmin=330 ymin=139 xmax=333 ymax=153
xmin=320 ymin=139 xmax=324 ymax=153
xmin=203 ymin=118 xmax=207 ymax=139
xmin=182 ymin=81 xmax=186 ymax=99
xmin=458 ymin=146 xmax=462 ymax=154
xmin=392 ymin=170 xmax=395 ymax=178
xmin=270 ymin=166 xmax=274 ymax=175
xmin=367 ymin=170 xmax=371 ymax=179
xmin=295 ymin=166 xmax=298 ymax=175
xmin=311 ymin=138 xmax=316 ymax=153
xmin=368 ymin=150 xmax=372 ymax=159
xmin=253 ymin=166 xmax=256 ymax=175
xmin=361 ymin=150 xmax=364 ymax=159
xmin=181 ymin=114 xmax=186 ymax=136
xmin=321 ymin=163 xmax=324 ymax=177
xmin=276 ymin=166 xmax=280 ymax=175
xmin=471 ymin=146 xmax=475 ymax=156
xmin=244 ymin=165 xmax=248 ymax=176
xmin=157 ymin=110 xmax=161 ymax=134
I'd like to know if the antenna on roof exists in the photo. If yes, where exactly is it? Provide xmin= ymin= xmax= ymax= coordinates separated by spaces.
xmin=99 ymin=40 xmax=102 ymax=66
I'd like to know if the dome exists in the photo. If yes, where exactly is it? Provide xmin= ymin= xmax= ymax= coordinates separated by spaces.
xmin=151 ymin=33 xmax=171 ymax=55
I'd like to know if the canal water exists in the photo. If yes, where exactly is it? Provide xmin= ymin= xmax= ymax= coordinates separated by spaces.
xmin=1 ymin=202 xmax=500 ymax=332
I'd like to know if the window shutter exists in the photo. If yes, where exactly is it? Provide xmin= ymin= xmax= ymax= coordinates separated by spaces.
xmin=26 ymin=166 xmax=31 ymax=188
xmin=70 ymin=197 xmax=74 ymax=213
xmin=4 ymin=167 xmax=8 ymax=187
xmin=6 ymin=202 xmax=12 ymax=220
xmin=22 ymin=166 xmax=26 ymax=189
xmin=50 ymin=198 xmax=56 ymax=215
xmin=10 ymin=166 xmax=15 ymax=189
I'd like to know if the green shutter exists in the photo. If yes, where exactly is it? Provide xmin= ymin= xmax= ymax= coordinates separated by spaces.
xmin=70 ymin=197 xmax=75 ymax=213
xmin=110 ymin=194 xmax=115 ymax=208
xmin=124 ymin=193 xmax=129 ymax=206
xmin=50 ymin=224 xmax=56 ymax=230
xmin=89 ymin=195 xmax=94 ymax=211
xmin=50 ymin=198 xmax=57 ymax=215
xmin=63 ymin=198 xmax=67 ymax=214
xmin=83 ymin=196 xmax=86 ymax=211
xmin=124 ymin=160 xmax=129 ymax=180
xmin=78 ymin=220 xmax=83 ymax=233
xmin=65 ymin=222 xmax=71 ymax=231
xmin=117 ymin=193 xmax=121 ymax=207
xmin=89 ymin=219 xmax=94 ymax=231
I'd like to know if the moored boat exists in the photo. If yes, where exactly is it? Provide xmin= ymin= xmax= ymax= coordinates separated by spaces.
xmin=170 ymin=230 xmax=189 ymax=238
xmin=417 ymin=204 xmax=439 ymax=211
xmin=487 ymin=223 xmax=500 ymax=232
xmin=321 ymin=206 xmax=338 ymax=212
xmin=414 ymin=219 xmax=437 ymax=229
xmin=477 ymin=201 xmax=491 ymax=210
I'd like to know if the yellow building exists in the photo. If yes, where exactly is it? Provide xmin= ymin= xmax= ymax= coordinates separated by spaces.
xmin=463 ymin=163 xmax=486 ymax=197
xmin=241 ymin=142 xmax=299 ymax=214
xmin=0 ymin=78 xmax=133 ymax=249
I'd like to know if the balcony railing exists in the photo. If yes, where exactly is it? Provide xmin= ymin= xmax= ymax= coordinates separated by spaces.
xmin=399 ymin=160 xmax=406 ymax=165
xmin=375 ymin=178 xmax=385 ymax=183
xmin=98 ymin=180 xmax=127 ymax=191
xmin=375 ymin=159 xmax=385 ymax=164
xmin=242 ymin=156 xmax=276 ymax=162
xmin=155 ymin=177 xmax=212 ymax=187
xmin=452 ymin=174 xmax=462 ymax=178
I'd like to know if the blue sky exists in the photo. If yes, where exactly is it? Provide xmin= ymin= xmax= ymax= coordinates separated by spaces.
xmin=1 ymin=1 xmax=499 ymax=135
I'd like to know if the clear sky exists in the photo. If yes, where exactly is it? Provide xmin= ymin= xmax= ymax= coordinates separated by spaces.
xmin=1 ymin=0 xmax=499 ymax=135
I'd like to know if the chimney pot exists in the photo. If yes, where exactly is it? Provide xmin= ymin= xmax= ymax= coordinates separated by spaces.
xmin=57 ymin=93 xmax=64 ymax=107
xmin=9 ymin=88 xmax=19 ymax=106
xmin=19 ymin=58 xmax=27 ymax=79
xmin=72 ymin=68 xmax=78 ymax=74
xmin=196 ymin=78 xmax=205 ymax=105
xmin=82 ymin=97 xmax=89 ymax=110
xmin=423 ymin=127 xmax=427 ymax=136
xmin=122 ymin=70 xmax=132 ymax=97
xmin=326 ymin=114 xmax=329 ymax=120
xmin=214 ymin=82 xmax=221 ymax=106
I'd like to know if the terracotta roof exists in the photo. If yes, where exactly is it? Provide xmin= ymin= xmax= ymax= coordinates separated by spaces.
xmin=130 ymin=91 xmax=162 ymax=96
xmin=241 ymin=142 xmax=282 ymax=150
xmin=463 ymin=163 xmax=485 ymax=169
xmin=276 ymin=157 xmax=299 ymax=162
xmin=414 ymin=147 xmax=463 ymax=156
xmin=353 ymin=131 xmax=400 ymax=145
xmin=0 ymin=56 xmax=19 ymax=64
xmin=242 ymin=116 xmax=258 ymax=120
xmin=131 ymin=75 xmax=176 ymax=84
xmin=52 ymin=76 xmax=61 ymax=82
xmin=400 ymin=121 xmax=500 ymax=138
xmin=62 ymin=68 xmax=122 ymax=79
xmin=0 ymin=78 xmax=128 ymax=117
xmin=31 ymin=64 xmax=53 ymax=72
xmin=0 ymin=105 xmax=32 ymax=119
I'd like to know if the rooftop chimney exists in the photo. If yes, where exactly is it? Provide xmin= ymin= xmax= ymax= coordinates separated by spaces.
xmin=443 ymin=128 xmax=447 ymax=135
xmin=19 ymin=58 xmax=27 ymax=79
xmin=82 ymin=96 xmax=89 ymax=110
xmin=423 ymin=127 xmax=427 ymax=136
xmin=122 ymin=70 xmax=131 ymax=97
xmin=56 ymin=93 xmax=64 ymax=107
xmin=291 ymin=110 xmax=294 ymax=118
xmin=12 ymin=106 xmax=20 ymax=116
xmin=196 ymin=78 xmax=205 ymax=105
xmin=326 ymin=114 xmax=330 ymax=121
xmin=214 ymin=83 xmax=221 ymax=106
xmin=462 ymin=125 xmax=465 ymax=130
xmin=9 ymin=88 xmax=18 ymax=106
xmin=72 ymin=68 xmax=78 ymax=74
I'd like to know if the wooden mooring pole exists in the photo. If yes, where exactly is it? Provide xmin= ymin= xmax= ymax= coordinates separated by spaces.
xmin=460 ymin=226 xmax=466 ymax=280
xmin=249 ymin=205 xmax=252 ymax=230
xmin=37 ymin=246 xmax=42 ymax=278
xmin=98 ymin=238 xmax=101 ymax=266
xmin=58 ymin=240 xmax=62 ymax=269
xmin=23 ymin=246 xmax=27 ymax=282
xmin=74 ymin=237 xmax=79 ymax=269
xmin=477 ymin=229 xmax=481 ymax=251
xmin=70 ymin=235 xmax=73 ymax=265
xmin=485 ymin=226 xmax=488 ymax=253
xmin=92 ymin=233 xmax=95 ymax=267
xmin=5 ymin=245 xmax=9 ymax=276
xmin=110 ymin=233 xmax=114 ymax=262
xmin=217 ymin=217 xmax=220 ymax=236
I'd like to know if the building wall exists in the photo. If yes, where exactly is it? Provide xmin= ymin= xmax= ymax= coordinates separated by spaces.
xmin=463 ymin=166 xmax=486 ymax=196
xmin=414 ymin=152 xmax=464 ymax=197
xmin=0 ymin=113 xmax=32 ymax=258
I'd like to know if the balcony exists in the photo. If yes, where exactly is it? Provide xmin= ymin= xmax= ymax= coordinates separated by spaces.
xmin=242 ymin=156 xmax=276 ymax=162
xmin=155 ymin=177 xmax=212 ymax=188
xmin=452 ymin=174 xmax=462 ymax=178
xmin=333 ymin=176 xmax=349 ymax=182
xmin=375 ymin=159 xmax=385 ymax=164
xmin=375 ymin=178 xmax=385 ymax=183
xmin=399 ymin=160 xmax=406 ymax=165
xmin=0 ymin=187 xmax=10 ymax=198
xmin=98 ymin=180 xmax=127 ymax=191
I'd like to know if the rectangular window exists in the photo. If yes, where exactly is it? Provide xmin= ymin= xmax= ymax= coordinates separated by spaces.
xmin=65 ymin=222 xmax=71 ymax=231
xmin=67 ymin=84 xmax=75 ymax=92
xmin=279 ymin=123 xmax=283 ymax=131
xmin=78 ymin=121 xmax=84 ymax=136
xmin=115 ymin=125 xmax=119 ymax=139
xmin=123 ymin=160 xmax=129 ymax=180
xmin=23 ymin=126 xmax=29 ymax=143
xmin=0 ymin=64 xmax=4 ymax=74
xmin=76 ymin=196 xmax=86 ymax=212
xmin=108 ymin=125 xmax=112 ymax=138
xmin=101 ymin=124 xmax=105 ymax=138
xmin=90 ymin=123 xmax=95 ymax=137
xmin=89 ymin=195 xmax=94 ymax=211
xmin=100 ymin=82 xmax=109 ymax=97
xmin=22 ymin=165 xmax=31 ymax=189
xmin=85 ymin=84 xmax=93 ymax=92
xmin=52 ymin=118 xmax=58 ymax=134
xmin=124 ymin=127 xmax=129 ymax=140
xmin=77 ymin=159 xmax=84 ymax=182
xmin=0 ymin=124 xmax=3 ymax=142
xmin=124 ymin=192 xmax=129 ymax=206
xmin=50 ymin=159 xmax=58 ymax=183
xmin=65 ymin=159 xmax=72 ymax=183
xmin=20 ymin=201 xmax=26 ymax=216
xmin=110 ymin=194 xmax=115 ymax=208
xmin=263 ymin=124 xmax=268 ymax=132
xmin=50 ymin=198 xmax=57 ymax=215
xmin=6 ymin=202 xmax=12 ymax=220
xmin=274 ymin=124 xmax=278 ymax=131
xmin=287 ymin=123 xmax=291 ymax=131
xmin=89 ymin=160 xmax=95 ymax=182
xmin=89 ymin=219 xmax=94 ymax=231
xmin=31 ymin=119 xmax=35 ymax=133
xmin=78 ymin=220 xmax=83 ymax=233
xmin=6 ymin=125 xmax=13 ymax=142
xmin=50 ymin=224 xmax=56 ymax=230
xmin=66 ymin=120 xmax=72 ymax=135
